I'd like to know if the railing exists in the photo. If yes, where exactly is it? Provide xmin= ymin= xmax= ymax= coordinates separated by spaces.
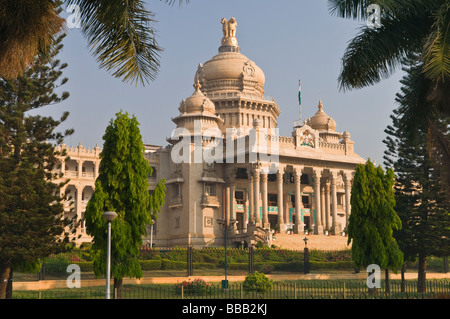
xmin=205 ymin=91 xmax=275 ymax=103
xmin=12 ymin=280 xmax=450 ymax=299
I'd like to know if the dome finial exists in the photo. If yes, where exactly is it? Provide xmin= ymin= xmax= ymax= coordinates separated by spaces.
xmin=193 ymin=80 xmax=201 ymax=92
xmin=318 ymin=100 xmax=323 ymax=110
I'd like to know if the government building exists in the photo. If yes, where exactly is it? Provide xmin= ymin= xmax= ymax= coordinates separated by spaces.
xmin=56 ymin=18 xmax=366 ymax=248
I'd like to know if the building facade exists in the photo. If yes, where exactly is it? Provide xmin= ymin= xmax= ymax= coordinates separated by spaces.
xmin=57 ymin=18 xmax=366 ymax=248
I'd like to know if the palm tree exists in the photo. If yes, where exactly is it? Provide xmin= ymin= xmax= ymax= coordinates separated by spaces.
xmin=329 ymin=0 xmax=450 ymax=293
xmin=328 ymin=0 xmax=450 ymax=193
xmin=0 ymin=0 xmax=188 ymax=86
xmin=328 ymin=0 xmax=448 ymax=101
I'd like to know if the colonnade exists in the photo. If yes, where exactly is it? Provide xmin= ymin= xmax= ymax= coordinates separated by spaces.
xmin=224 ymin=164 xmax=354 ymax=235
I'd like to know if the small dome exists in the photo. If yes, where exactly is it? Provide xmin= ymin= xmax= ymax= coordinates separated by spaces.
xmin=307 ymin=100 xmax=337 ymax=132
xmin=178 ymin=81 xmax=216 ymax=115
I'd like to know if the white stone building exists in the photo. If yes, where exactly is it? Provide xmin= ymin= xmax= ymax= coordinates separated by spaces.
xmin=57 ymin=18 xmax=366 ymax=248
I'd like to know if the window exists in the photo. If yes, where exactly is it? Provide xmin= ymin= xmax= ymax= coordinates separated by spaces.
xmin=288 ymin=173 xmax=295 ymax=183
xmin=173 ymin=184 xmax=180 ymax=197
xmin=302 ymin=195 xmax=311 ymax=208
xmin=268 ymin=194 xmax=278 ymax=206
xmin=337 ymin=193 xmax=344 ymax=205
xmin=205 ymin=183 xmax=215 ymax=196
xmin=290 ymin=194 xmax=296 ymax=207
xmin=268 ymin=174 xmax=277 ymax=182
xmin=301 ymin=174 xmax=309 ymax=185
xmin=149 ymin=166 xmax=157 ymax=179
xmin=236 ymin=168 xmax=248 ymax=179
xmin=235 ymin=191 xmax=244 ymax=204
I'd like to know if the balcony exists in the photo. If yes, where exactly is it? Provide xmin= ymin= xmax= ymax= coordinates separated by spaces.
xmin=201 ymin=195 xmax=220 ymax=208
xmin=169 ymin=195 xmax=183 ymax=209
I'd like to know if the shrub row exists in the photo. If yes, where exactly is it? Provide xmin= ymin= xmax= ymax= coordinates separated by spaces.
xmin=54 ymin=260 xmax=354 ymax=276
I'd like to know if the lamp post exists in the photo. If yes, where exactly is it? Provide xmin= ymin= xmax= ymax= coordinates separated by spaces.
xmin=303 ymin=236 xmax=309 ymax=274
xmin=218 ymin=218 xmax=235 ymax=290
xmin=150 ymin=219 xmax=155 ymax=248
xmin=103 ymin=211 xmax=117 ymax=299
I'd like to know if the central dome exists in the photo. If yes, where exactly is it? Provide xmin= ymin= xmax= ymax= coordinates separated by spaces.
xmin=195 ymin=17 xmax=266 ymax=96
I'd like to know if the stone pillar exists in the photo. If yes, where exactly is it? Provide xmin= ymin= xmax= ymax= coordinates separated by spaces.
xmin=77 ymin=160 xmax=83 ymax=178
xmin=313 ymin=168 xmax=323 ymax=235
xmin=248 ymin=174 xmax=254 ymax=225
xmin=277 ymin=166 xmax=286 ymax=232
xmin=325 ymin=181 xmax=331 ymax=231
xmin=321 ymin=183 xmax=326 ymax=234
xmin=344 ymin=171 xmax=353 ymax=231
xmin=294 ymin=166 xmax=304 ymax=234
xmin=330 ymin=170 xmax=340 ymax=235
xmin=76 ymin=185 xmax=83 ymax=224
xmin=253 ymin=167 xmax=261 ymax=225
xmin=230 ymin=181 xmax=237 ymax=233
xmin=243 ymin=190 xmax=248 ymax=232
xmin=61 ymin=159 xmax=65 ymax=175
xmin=94 ymin=161 xmax=100 ymax=179
xmin=261 ymin=173 xmax=269 ymax=229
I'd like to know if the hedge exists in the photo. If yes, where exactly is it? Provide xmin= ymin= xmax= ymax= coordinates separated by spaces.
xmin=71 ymin=260 xmax=355 ymax=273
xmin=161 ymin=259 xmax=186 ymax=270
xmin=140 ymin=260 xmax=163 ymax=271
xmin=76 ymin=262 xmax=94 ymax=273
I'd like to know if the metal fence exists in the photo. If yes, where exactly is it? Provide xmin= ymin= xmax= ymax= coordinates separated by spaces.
xmin=12 ymin=279 xmax=450 ymax=299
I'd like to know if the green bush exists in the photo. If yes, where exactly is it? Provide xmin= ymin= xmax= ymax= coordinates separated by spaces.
xmin=162 ymin=259 xmax=186 ymax=270
xmin=243 ymin=271 xmax=273 ymax=293
xmin=193 ymin=262 xmax=216 ymax=270
xmin=140 ymin=260 xmax=163 ymax=271
xmin=75 ymin=261 xmax=94 ymax=272
xmin=174 ymin=278 xmax=211 ymax=295
xmin=310 ymin=261 xmax=354 ymax=270
xmin=44 ymin=255 xmax=71 ymax=276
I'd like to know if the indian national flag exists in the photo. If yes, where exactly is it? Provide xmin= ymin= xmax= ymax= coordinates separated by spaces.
xmin=298 ymin=80 xmax=302 ymax=105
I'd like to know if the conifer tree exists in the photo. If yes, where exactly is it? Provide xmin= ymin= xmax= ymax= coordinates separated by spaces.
xmin=0 ymin=34 xmax=74 ymax=299
xmin=84 ymin=111 xmax=166 ymax=298
xmin=347 ymin=160 xmax=403 ymax=293
xmin=383 ymin=57 xmax=450 ymax=293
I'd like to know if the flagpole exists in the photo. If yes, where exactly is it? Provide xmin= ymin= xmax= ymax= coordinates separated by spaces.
xmin=298 ymin=79 xmax=302 ymax=125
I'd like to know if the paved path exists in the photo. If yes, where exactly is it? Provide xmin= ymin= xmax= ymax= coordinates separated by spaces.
xmin=272 ymin=233 xmax=351 ymax=250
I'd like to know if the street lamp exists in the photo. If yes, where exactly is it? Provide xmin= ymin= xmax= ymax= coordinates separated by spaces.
xmin=303 ymin=236 xmax=309 ymax=274
xmin=103 ymin=211 xmax=117 ymax=299
xmin=217 ymin=218 xmax=236 ymax=290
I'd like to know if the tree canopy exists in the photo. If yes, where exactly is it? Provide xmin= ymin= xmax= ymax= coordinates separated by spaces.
xmin=0 ymin=0 xmax=189 ymax=85
xmin=84 ymin=111 xmax=166 ymax=297
xmin=0 ymin=34 xmax=74 ymax=299
xmin=347 ymin=160 xmax=403 ymax=272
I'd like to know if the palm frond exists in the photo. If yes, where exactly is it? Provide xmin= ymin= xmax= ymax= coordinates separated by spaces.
xmin=423 ymin=2 xmax=450 ymax=82
xmin=0 ymin=0 xmax=64 ymax=79
xmin=337 ymin=14 xmax=432 ymax=91
xmin=68 ymin=0 xmax=162 ymax=86
xmin=328 ymin=0 xmax=444 ymax=20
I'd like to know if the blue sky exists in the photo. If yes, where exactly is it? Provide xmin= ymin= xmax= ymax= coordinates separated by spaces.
xmin=38 ymin=0 xmax=405 ymax=166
